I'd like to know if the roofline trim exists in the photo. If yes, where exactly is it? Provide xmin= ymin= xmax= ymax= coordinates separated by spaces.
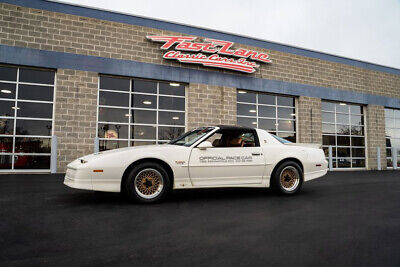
xmin=1 ymin=0 xmax=399 ymax=75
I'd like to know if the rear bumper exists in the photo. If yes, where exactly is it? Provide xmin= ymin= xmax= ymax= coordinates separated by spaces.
xmin=304 ymin=168 xmax=328 ymax=181
xmin=64 ymin=167 xmax=93 ymax=191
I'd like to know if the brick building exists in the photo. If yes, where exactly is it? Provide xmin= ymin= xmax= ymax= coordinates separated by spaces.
xmin=0 ymin=0 xmax=399 ymax=172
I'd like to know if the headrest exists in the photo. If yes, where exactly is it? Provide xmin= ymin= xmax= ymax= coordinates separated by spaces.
xmin=229 ymin=137 xmax=243 ymax=147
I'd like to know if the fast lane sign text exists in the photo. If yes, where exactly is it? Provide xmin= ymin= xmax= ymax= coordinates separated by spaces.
xmin=147 ymin=36 xmax=272 ymax=73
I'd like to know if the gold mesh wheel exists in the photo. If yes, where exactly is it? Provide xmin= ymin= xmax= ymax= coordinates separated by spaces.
xmin=279 ymin=166 xmax=300 ymax=192
xmin=134 ymin=168 xmax=164 ymax=200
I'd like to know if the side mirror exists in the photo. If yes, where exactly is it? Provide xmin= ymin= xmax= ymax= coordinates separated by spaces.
xmin=197 ymin=141 xmax=213 ymax=150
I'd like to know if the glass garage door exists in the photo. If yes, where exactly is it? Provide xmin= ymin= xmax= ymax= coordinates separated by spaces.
xmin=385 ymin=108 xmax=400 ymax=168
xmin=321 ymin=101 xmax=366 ymax=169
xmin=0 ymin=65 xmax=55 ymax=171
xmin=236 ymin=90 xmax=296 ymax=142
xmin=97 ymin=76 xmax=186 ymax=151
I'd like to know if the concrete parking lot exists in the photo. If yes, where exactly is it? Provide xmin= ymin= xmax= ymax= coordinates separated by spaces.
xmin=0 ymin=171 xmax=399 ymax=266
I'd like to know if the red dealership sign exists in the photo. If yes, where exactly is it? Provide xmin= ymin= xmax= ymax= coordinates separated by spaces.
xmin=147 ymin=36 xmax=272 ymax=73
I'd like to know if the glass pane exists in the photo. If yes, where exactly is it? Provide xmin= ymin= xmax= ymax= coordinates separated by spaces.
xmin=237 ymin=90 xmax=256 ymax=103
xmin=321 ymin=101 xmax=335 ymax=111
xmin=350 ymin=115 xmax=363 ymax=125
xmin=158 ymin=111 xmax=184 ymax=125
xmin=394 ymin=110 xmax=400 ymax=119
xmin=352 ymin=159 xmax=365 ymax=168
xmin=131 ymin=125 xmax=156 ymax=139
xmin=387 ymin=158 xmax=393 ymax=168
xmin=0 ymin=137 xmax=13 ymax=152
xmin=277 ymin=96 xmax=294 ymax=106
xmin=322 ymin=146 xmax=336 ymax=157
xmin=99 ymin=140 xmax=128 ymax=151
xmin=16 ymin=120 xmax=52 ymax=136
xmin=0 ymin=66 xmax=17 ymax=81
xmin=159 ymin=96 xmax=185 ymax=111
xmin=132 ymin=94 xmax=157 ymax=109
xmin=385 ymin=117 xmax=395 ymax=128
xmin=0 ymin=83 xmax=16 ymax=99
xmin=159 ymin=82 xmax=185 ymax=96
xmin=258 ymin=94 xmax=275 ymax=105
xmin=336 ymin=114 xmax=349 ymax=124
xmin=132 ymin=141 xmax=156 ymax=146
xmin=277 ymin=120 xmax=294 ymax=131
xmin=0 ymin=100 xmax=15 ymax=117
xmin=337 ymin=136 xmax=350 ymax=146
xmin=0 ymin=155 xmax=12 ymax=169
xmin=337 ymin=124 xmax=350 ymax=135
xmin=323 ymin=135 xmax=336 ymax=145
xmin=14 ymin=155 xmax=50 ymax=169
xmin=237 ymin=103 xmax=257 ymax=116
xmin=18 ymin=85 xmax=53 ymax=101
xmin=351 ymin=137 xmax=365 ymax=146
xmin=386 ymin=138 xmax=392 ymax=147
xmin=352 ymin=148 xmax=365 ymax=157
xmin=98 ymin=124 xmax=128 ymax=139
xmin=158 ymin=126 xmax=184 ymax=140
xmin=351 ymin=126 xmax=364 ymax=136
xmin=258 ymin=118 xmax=276 ymax=131
xmin=99 ymin=91 xmax=129 ymax=107
xmin=98 ymin=107 xmax=129 ymax=123
xmin=237 ymin=117 xmax=257 ymax=128
xmin=337 ymin=147 xmax=350 ymax=157
xmin=17 ymin=102 xmax=53 ymax=119
xmin=336 ymin=103 xmax=349 ymax=113
xmin=0 ymin=119 xmax=14 ymax=135
xmin=132 ymin=109 xmax=156 ymax=124
xmin=385 ymin=108 xmax=394 ymax=118
xmin=133 ymin=80 xmax=157 ymax=94
xmin=322 ymin=112 xmax=335 ymax=123
xmin=19 ymin=68 xmax=54 ymax=84
xmin=277 ymin=107 xmax=295 ymax=119
xmin=100 ymin=76 xmax=130 ymax=91
xmin=258 ymin=105 xmax=275 ymax=118
xmin=322 ymin=123 xmax=335 ymax=134
xmin=337 ymin=158 xmax=351 ymax=168
xmin=349 ymin=105 xmax=362 ymax=114
xmin=15 ymin=137 xmax=51 ymax=153
xmin=277 ymin=132 xmax=296 ymax=143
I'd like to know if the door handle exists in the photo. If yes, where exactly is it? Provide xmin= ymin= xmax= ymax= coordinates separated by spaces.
xmin=252 ymin=153 xmax=262 ymax=156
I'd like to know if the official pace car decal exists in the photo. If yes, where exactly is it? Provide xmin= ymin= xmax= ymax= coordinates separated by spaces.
xmin=199 ymin=156 xmax=253 ymax=163
xmin=147 ymin=36 xmax=272 ymax=73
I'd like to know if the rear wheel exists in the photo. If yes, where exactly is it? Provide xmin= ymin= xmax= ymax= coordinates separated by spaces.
xmin=271 ymin=161 xmax=303 ymax=195
xmin=124 ymin=162 xmax=171 ymax=203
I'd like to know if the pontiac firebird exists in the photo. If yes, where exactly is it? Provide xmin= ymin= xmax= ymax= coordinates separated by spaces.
xmin=64 ymin=126 xmax=328 ymax=203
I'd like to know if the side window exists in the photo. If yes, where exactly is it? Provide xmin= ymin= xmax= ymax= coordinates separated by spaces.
xmin=205 ymin=130 xmax=258 ymax=148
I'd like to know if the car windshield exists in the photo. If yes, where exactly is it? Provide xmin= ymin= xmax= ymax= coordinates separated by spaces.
xmin=169 ymin=127 xmax=215 ymax=147
xmin=272 ymin=134 xmax=292 ymax=144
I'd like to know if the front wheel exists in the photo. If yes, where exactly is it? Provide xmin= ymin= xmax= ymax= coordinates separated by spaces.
xmin=271 ymin=161 xmax=303 ymax=195
xmin=124 ymin=162 xmax=171 ymax=203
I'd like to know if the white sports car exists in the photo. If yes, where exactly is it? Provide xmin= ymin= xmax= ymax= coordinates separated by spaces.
xmin=64 ymin=126 xmax=328 ymax=203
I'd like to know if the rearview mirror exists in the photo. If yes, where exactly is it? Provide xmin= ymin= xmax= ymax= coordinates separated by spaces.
xmin=197 ymin=141 xmax=213 ymax=150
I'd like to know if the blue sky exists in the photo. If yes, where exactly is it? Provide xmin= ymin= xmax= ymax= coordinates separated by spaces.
xmin=58 ymin=0 xmax=400 ymax=69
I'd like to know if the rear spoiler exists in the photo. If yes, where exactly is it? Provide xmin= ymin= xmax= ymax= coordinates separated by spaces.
xmin=284 ymin=143 xmax=322 ymax=149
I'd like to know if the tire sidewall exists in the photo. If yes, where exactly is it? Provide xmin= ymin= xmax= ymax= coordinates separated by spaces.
xmin=125 ymin=162 xmax=171 ymax=203
xmin=272 ymin=161 xmax=303 ymax=195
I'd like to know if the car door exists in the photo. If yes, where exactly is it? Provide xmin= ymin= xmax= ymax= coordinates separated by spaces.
xmin=188 ymin=129 xmax=265 ymax=186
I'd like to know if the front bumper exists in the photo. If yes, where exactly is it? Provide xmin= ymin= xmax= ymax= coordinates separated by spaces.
xmin=64 ymin=167 xmax=93 ymax=191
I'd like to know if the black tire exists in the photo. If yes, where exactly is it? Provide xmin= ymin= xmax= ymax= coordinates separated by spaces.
xmin=124 ymin=162 xmax=171 ymax=203
xmin=271 ymin=161 xmax=303 ymax=195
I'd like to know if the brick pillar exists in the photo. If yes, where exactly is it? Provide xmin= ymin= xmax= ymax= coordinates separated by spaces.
xmin=297 ymin=96 xmax=322 ymax=144
xmin=187 ymin=83 xmax=236 ymax=129
xmin=54 ymin=69 xmax=98 ymax=172
xmin=365 ymin=105 xmax=386 ymax=170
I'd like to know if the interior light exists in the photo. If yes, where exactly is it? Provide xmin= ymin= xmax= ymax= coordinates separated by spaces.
xmin=12 ymin=107 xmax=20 ymax=110
xmin=143 ymin=101 xmax=152 ymax=105
xmin=290 ymin=113 xmax=296 ymax=116
xmin=249 ymin=109 xmax=256 ymax=113
xmin=170 ymin=83 xmax=180 ymax=87
xmin=125 ymin=113 xmax=131 ymax=117
xmin=238 ymin=90 xmax=246 ymax=94
xmin=172 ymin=116 xmax=179 ymax=120
xmin=339 ymin=103 xmax=347 ymax=106
xmin=251 ymin=122 xmax=257 ymax=125
xmin=1 ymin=89 xmax=11 ymax=94
xmin=275 ymin=123 xmax=279 ymax=126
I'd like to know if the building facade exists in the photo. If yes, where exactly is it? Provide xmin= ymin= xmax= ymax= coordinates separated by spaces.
xmin=0 ymin=0 xmax=399 ymax=172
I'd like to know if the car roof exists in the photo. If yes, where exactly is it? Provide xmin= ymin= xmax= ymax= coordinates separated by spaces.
xmin=214 ymin=125 xmax=255 ymax=131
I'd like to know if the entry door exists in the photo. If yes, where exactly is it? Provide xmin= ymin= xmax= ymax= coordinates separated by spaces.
xmin=188 ymin=146 xmax=265 ymax=186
